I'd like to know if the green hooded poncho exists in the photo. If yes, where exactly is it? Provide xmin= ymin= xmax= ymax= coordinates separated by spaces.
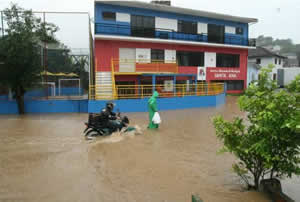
xmin=148 ymin=91 xmax=159 ymax=129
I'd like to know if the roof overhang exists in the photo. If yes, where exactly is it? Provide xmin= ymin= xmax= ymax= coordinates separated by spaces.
xmin=95 ymin=34 xmax=256 ymax=50
xmin=95 ymin=0 xmax=258 ymax=24
xmin=248 ymin=55 xmax=287 ymax=59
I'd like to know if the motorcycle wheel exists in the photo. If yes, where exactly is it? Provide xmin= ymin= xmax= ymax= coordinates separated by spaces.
xmin=85 ymin=130 xmax=101 ymax=140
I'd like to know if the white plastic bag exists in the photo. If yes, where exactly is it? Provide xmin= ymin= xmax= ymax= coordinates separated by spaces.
xmin=152 ymin=112 xmax=161 ymax=124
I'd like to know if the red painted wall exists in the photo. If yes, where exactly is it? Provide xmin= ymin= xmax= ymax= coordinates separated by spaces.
xmin=115 ymin=75 xmax=138 ymax=84
xmin=95 ymin=40 xmax=248 ymax=68
xmin=95 ymin=39 xmax=248 ymax=90
xmin=178 ymin=66 xmax=198 ymax=74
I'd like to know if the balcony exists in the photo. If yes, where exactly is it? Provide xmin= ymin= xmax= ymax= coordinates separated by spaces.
xmin=95 ymin=23 xmax=256 ymax=47
xmin=111 ymin=59 xmax=178 ymax=74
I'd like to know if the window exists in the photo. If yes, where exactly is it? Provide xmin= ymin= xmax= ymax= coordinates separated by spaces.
xmin=279 ymin=59 xmax=281 ymax=65
xmin=131 ymin=15 xmax=155 ymax=38
xmin=275 ymin=58 xmax=278 ymax=64
xmin=208 ymin=24 xmax=225 ymax=43
xmin=273 ymin=73 xmax=277 ymax=81
xmin=177 ymin=51 xmax=204 ymax=66
xmin=236 ymin=27 xmax=243 ymax=35
xmin=256 ymin=58 xmax=261 ymax=64
xmin=178 ymin=20 xmax=197 ymax=34
xmin=226 ymin=80 xmax=244 ymax=90
xmin=102 ymin=12 xmax=116 ymax=21
xmin=151 ymin=49 xmax=164 ymax=62
xmin=216 ymin=53 xmax=240 ymax=67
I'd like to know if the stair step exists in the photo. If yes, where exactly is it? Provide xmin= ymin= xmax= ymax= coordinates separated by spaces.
xmin=96 ymin=76 xmax=112 ymax=78
xmin=96 ymin=79 xmax=112 ymax=82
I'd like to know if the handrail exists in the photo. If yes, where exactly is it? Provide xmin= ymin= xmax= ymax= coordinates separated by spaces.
xmin=111 ymin=58 xmax=117 ymax=99
xmin=89 ymin=83 xmax=225 ymax=100
xmin=95 ymin=22 xmax=255 ymax=47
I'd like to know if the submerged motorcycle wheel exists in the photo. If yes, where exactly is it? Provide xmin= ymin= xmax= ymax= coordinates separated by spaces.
xmin=85 ymin=130 xmax=102 ymax=140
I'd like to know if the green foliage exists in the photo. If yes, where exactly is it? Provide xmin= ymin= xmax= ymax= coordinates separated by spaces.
xmin=213 ymin=66 xmax=300 ymax=190
xmin=287 ymin=74 xmax=300 ymax=93
xmin=0 ymin=4 xmax=58 ymax=114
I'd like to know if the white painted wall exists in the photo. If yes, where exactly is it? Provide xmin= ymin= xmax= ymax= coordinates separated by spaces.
xmin=248 ymin=57 xmax=283 ymax=69
xmin=155 ymin=17 xmax=177 ymax=31
xmin=283 ymin=67 xmax=300 ymax=86
xmin=136 ymin=48 xmax=151 ymax=63
xmin=119 ymin=48 xmax=136 ymax=72
xmin=197 ymin=23 xmax=207 ymax=34
xmin=205 ymin=52 xmax=216 ymax=67
xmin=247 ymin=63 xmax=259 ymax=87
xmin=249 ymin=56 xmax=284 ymax=80
xmin=164 ymin=50 xmax=176 ymax=63
xmin=116 ymin=13 xmax=130 ymax=23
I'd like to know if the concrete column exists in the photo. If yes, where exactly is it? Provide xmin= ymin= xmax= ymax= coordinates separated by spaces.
xmin=138 ymin=76 xmax=141 ymax=96
xmin=194 ymin=77 xmax=198 ymax=95
xmin=173 ymin=76 xmax=176 ymax=96
xmin=8 ymin=88 xmax=13 ymax=100
xmin=152 ymin=75 xmax=156 ymax=93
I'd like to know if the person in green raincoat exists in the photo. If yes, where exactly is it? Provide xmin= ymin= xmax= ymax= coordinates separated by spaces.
xmin=148 ymin=91 xmax=159 ymax=129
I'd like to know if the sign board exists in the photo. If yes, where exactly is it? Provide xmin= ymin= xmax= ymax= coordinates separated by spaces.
xmin=207 ymin=68 xmax=242 ymax=80
xmin=164 ymin=80 xmax=173 ymax=92
xmin=197 ymin=67 xmax=206 ymax=81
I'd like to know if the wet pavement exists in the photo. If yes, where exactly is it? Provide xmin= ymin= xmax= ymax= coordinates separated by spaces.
xmin=0 ymin=96 xmax=298 ymax=202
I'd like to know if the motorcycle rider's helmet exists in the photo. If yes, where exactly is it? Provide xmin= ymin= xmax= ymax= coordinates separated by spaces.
xmin=122 ymin=116 xmax=129 ymax=126
xmin=106 ymin=102 xmax=115 ymax=111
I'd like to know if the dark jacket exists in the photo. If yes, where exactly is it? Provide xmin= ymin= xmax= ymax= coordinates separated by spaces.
xmin=99 ymin=108 xmax=117 ymax=122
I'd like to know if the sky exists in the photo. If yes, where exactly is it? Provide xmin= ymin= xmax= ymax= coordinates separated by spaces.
xmin=0 ymin=0 xmax=300 ymax=49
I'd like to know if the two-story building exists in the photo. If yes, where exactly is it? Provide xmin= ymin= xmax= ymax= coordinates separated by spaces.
xmin=93 ymin=0 xmax=257 ymax=99
xmin=248 ymin=46 xmax=286 ymax=81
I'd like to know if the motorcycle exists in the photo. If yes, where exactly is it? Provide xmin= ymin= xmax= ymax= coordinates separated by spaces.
xmin=83 ymin=111 xmax=134 ymax=139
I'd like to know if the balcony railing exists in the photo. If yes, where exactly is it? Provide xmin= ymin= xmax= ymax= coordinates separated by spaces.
xmin=89 ymin=83 xmax=225 ymax=100
xmin=95 ymin=23 xmax=256 ymax=47
xmin=112 ymin=58 xmax=178 ymax=74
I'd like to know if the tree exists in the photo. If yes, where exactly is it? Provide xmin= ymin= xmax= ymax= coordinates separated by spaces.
xmin=72 ymin=56 xmax=89 ymax=91
xmin=46 ymin=42 xmax=75 ymax=73
xmin=287 ymin=74 xmax=300 ymax=104
xmin=0 ymin=4 xmax=58 ymax=114
xmin=256 ymin=35 xmax=274 ymax=47
xmin=295 ymin=44 xmax=300 ymax=66
xmin=213 ymin=66 xmax=300 ymax=190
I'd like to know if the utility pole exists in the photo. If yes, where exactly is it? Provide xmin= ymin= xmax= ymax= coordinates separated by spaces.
xmin=43 ymin=12 xmax=48 ymax=99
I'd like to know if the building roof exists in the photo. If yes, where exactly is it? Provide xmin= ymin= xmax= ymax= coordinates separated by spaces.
xmin=248 ymin=47 xmax=287 ymax=59
xmin=95 ymin=0 xmax=258 ymax=23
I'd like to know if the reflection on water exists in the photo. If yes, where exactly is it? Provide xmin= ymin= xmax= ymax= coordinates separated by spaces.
xmin=0 ymin=97 xmax=298 ymax=202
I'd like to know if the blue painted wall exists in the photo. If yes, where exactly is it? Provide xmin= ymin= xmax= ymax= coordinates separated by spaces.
xmin=95 ymin=3 xmax=249 ymax=46
xmin=88 ymin=93 xmax=226 ymax=113
xmin=0 ymin=101 xmax=19 ymax=114
xmin=0 ymin=100 xmax=88 ymax=114
xmin=0 ymin=88 xmax=84 ymax=101
xmin=0 ymin=94 xmax=225 ymax=114
xmin=25 ymin=88 xmax=84 ymax=98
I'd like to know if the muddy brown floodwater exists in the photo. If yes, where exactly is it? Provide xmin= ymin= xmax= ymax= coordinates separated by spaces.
xmin=0 ymin=96 xmax=299 ymax=202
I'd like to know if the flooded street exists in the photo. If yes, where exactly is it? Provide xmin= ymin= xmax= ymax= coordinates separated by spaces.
xmin=0 ymin=97 xmax=298 ymax=202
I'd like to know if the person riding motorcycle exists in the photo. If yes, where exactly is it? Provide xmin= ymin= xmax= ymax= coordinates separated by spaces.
xmin=99 ymin=102 xmax=117 ymax=121
xmin=98 ymin=102 xmax=129 ymax=133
